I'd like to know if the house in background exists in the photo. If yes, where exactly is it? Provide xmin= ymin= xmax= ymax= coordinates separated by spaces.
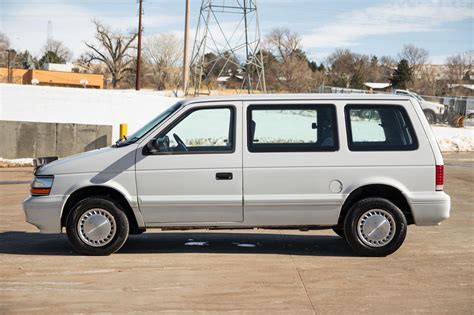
xmin=363 ymin=82 xmax=392 ymax=93
xmin=0 ymin=62 xmax=104 ymax=89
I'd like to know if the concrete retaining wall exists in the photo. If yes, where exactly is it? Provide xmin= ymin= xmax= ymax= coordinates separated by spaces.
xmin=0 ymin=84 xmax=179 ymax=141
xmin=0 ymin=121 xmax=112 ymax=159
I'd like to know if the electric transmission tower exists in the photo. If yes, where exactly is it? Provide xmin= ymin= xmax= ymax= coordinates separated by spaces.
xmin=189 ymin=0 xmax=266 ymax=95
xmin=47 ymin=20 xmax=53 ymax=42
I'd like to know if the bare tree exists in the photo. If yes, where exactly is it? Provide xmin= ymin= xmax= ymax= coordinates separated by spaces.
xmin=327 ymin=49 xmax=354 ymax=76
xmin=0 ymin=32 xmax=11 ymax=66
xmin=399 ymin=44 xmax=429 ymax=70
xmin=445 ymin=50 xmax=473 ymax=84
xmin=42 ymin=38 xmax=73 ymax=62
xmin=380 ymin=55 xmax=397 ymax=68
xmin=265 ymin=28 xmax=313 ymax=92
xmin=144 ymin=33 xmax=183 ymax=90
xmin=326 ymin=49 xmax=377 ymax=88
xmin=83 ymin=20 xmax=138 ymax=88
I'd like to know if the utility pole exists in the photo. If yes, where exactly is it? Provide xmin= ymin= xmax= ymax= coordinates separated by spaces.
xmin=182 ymin=0 xmax=190 ymax=94
xmin=135 ymin=0 xmax=143 ymax=91
xmin=243 ymin=0 xmax=251 ymax=94
xmin=6 ymin=49 xmax=14 ymax=83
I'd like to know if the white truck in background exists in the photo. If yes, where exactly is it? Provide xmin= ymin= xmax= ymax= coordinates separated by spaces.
xmin=394 ymin=89 xmax=446 ymax=124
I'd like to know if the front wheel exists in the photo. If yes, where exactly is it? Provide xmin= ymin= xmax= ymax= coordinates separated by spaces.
xmin=344 ymin=198 xmax=407 ymax=256
xmin=66 ymin=197 xmax=129 ymax=256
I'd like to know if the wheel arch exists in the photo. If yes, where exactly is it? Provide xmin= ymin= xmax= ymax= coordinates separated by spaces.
xmin=61 ymin=186 xmax=144 ymax=234
xmin=338 ymin=184 xmax=414 ymax=226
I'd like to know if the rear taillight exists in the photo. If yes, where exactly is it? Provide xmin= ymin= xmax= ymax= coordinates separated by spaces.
xmin=436 ymin=165 xmax=444 ymax=191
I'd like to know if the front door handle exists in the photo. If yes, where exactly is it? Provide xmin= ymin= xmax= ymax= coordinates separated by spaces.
xmin=216 ymin=172 xmax=233 ymax=180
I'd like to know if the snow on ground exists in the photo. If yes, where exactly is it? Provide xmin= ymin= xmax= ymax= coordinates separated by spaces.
xmin=432 ymin=126 xmax=474 ymax=152
xmin=0 ymin=83 xmax=180 ymax=141
xmin=1 ymin=84 xmax=473 ymax=158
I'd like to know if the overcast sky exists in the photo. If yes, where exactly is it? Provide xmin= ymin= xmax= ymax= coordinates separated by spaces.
xmin=1 ymin=0 xmax=473 ymax=64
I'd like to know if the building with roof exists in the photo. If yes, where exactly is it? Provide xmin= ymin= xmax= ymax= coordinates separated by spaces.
xmin=0 ymin=67 xmax=104 ymax=89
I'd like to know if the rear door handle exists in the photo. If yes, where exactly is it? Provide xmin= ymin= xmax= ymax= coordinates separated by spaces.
xmin=216 ymin=172 xmax=233 ymax=180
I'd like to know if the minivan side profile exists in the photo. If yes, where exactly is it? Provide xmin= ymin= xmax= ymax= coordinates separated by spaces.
xmin=23 ymin=94 xmax=451 ymax=256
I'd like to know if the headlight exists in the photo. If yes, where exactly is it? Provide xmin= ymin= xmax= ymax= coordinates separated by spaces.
xmin=31 ymin=176 xmax=54 ymax=196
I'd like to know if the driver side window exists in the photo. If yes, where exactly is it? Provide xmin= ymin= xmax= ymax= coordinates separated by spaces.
xmin=156 ymin=107 xmax=234 ymax=153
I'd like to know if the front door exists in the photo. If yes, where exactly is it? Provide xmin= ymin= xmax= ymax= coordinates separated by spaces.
xmin=135 ymin=103 xmax=243 ymax=224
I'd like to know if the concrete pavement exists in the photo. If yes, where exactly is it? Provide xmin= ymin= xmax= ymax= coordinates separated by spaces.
xmin=0 ymin=153 xmax=472 ymax=314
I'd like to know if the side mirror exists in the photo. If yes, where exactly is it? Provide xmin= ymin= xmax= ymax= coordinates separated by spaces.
xmin=147 ymin=135 xmax=169 ymax=153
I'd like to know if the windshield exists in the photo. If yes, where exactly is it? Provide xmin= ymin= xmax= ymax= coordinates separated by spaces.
xmin=411 ymin=92 xmax=424 ymax=102
xmin=115 ymin=101 xmax=182 ymax=147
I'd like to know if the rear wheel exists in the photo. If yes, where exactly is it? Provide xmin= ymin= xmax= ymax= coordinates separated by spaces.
xmin=66 ymin=197 xmax=129 ymax=256
xmin=344 ymin=197 xmax=407 ymax=256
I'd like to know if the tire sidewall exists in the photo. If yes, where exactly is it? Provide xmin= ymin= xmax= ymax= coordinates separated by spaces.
xmin=344 ymin=198 xmax=407 ymax=257
xmin=332 ymin=228 xmax=346 ymax=239
xmin=66 ymin=197 xmax=129 ymax=256
xmin=424 ymin=111 xmax=436 ymax=124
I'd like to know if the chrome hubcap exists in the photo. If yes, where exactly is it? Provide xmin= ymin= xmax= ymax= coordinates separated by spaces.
xmin=77 ymin=209 xmax=116 ymax=247
xmin=357 ymin=209 xmax=395 ymax=247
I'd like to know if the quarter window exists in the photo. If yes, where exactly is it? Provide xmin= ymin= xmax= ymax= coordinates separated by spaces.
xmin=247 ymin=105 xmax=338 ymax=152
xmin=345 ymin=105 xmax=418 ymax=151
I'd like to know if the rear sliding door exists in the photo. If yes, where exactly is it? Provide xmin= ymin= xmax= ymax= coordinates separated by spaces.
xmin=242 ymin=102 xmax=344 ymax=226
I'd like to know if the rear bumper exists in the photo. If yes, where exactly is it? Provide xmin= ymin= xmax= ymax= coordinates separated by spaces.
xmin=22 ymin=195 xmax=66 ymax=234
xmin=408 ymin=192 xmax=451 ymax=226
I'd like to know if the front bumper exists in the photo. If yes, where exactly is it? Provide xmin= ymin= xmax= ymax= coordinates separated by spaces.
xmin=408 ymin=192 xmax=451 ymax=226
xmin=23 ymin=195 xmax=67 ymax=233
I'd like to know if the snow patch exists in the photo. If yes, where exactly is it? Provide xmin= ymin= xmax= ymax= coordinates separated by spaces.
xmin=432 ymin=126 xmax=474 ymax=152
xmin=0 ymin=84 xmax=181 ymax=141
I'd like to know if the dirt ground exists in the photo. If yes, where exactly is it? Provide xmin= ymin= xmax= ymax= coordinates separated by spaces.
xmin=0 ymin=153 xmax=472 ymax=314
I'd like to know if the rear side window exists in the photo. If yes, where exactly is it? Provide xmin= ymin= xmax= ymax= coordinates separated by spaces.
xmin=247 ymin=105 xmax=338 ymax=152
xmin=345 ymin=105 xmax=418 ymax=151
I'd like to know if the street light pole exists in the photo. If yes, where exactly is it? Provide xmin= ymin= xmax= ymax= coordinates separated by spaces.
xmin=183 ymin=0 xmax=190 ymax=94
xmin=135 ymin=0 xmax=143 ymax=91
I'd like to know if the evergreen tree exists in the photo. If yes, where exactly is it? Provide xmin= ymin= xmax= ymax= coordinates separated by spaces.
xmin=16 ymin=50 xmax=36 ymax=69
xmin=308 ymin=60 xmax=318 ymax=72
xmin=390 ymin=59 xmax=412 ymax=89
xmin=38 ymin=51 xmax=65 ymax=68
xmin=350 ymin=71 xmax=365 ymax=89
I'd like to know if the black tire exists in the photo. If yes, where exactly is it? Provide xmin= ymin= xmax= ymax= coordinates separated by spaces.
xmin=424 ymin=110 xmax=436 ymax=124
xmin=66 ymin=197 xmax=129 ymax=256
xmin=343 ymin=197 xmax=407 ymax=257
xmin=332 ymin=228 xmax=346 ymax=239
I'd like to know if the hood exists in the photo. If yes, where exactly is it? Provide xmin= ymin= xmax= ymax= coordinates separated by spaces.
xmin=424 ymin=101 xmax=444 ymax=108
xmin=36 ymin=145 xmax=138 ymax=175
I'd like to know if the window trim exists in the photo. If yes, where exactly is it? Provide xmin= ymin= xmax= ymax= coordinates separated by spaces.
xmin=144 ymin=105 xmax=236 ymax=155
xmin=345 ymin=104 xmax=419 ymax=152
xmin=246 ymin=104 xmax=339 ymax=153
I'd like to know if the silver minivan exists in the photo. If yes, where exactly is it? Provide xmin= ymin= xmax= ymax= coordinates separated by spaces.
xmin=23 ymin=94 xmax=451 ymax=256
